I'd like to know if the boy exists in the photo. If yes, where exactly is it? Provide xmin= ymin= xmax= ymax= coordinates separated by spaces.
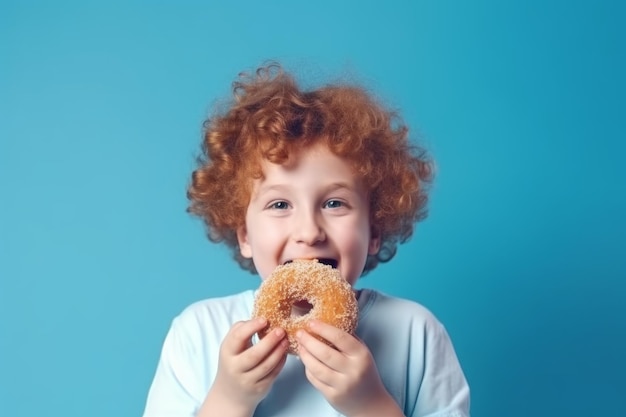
xmin=142 ymin=63 xmax=470 ymax=417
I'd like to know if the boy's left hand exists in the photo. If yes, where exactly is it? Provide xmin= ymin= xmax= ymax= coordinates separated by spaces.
xmin=296 ymin=320 xmax=403 ymax=417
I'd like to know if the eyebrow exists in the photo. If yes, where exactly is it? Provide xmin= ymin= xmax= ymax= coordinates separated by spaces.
xmin=324 ymin=182 xmax=355 ymax=193
xmin=257 ymin=181 xmax=355 ymax=193
xmin=254 ymin=183 xmax=290 ymax=196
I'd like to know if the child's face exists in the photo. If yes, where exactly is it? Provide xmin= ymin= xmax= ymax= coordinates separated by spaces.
xmin=236 ymin=143 xmax=380 ymax=286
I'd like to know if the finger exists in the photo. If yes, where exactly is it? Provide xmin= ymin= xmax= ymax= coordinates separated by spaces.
xmin=239 ymin=327 xmax=287 ymax=372
xmin=253 ymin=338 xmax=289 ymax=381
xmin=298 ymin=339 xmax=337 ymax=388
xmin=307 ymin=320 xmax=360 ymax=355
xmin=297 ymin=330 xmax=341 ymax=375
xmin=223 ymin=318 xmax=268 ymax=355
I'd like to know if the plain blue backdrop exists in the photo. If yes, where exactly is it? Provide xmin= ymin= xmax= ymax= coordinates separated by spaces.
xmin=1 ymin=1 xmax=624 ymax=416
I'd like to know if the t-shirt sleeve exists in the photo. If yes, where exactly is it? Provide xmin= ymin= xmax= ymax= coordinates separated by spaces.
xmin=413 ymin=320 xmax=471 ymax=417
xmin=141 ymin=316 xmax=208 ymax=417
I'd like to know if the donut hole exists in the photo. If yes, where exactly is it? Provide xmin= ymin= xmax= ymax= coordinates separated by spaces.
xmin=290 ymin=299 xmax=314 ymax=317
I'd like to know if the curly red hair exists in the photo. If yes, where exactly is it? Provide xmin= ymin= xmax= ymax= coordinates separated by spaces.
xmin=188 ymin=63 xmax=433 ymax=275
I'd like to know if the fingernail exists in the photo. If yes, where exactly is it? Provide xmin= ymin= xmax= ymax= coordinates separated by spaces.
xmin=274 ymin=328 xmax=284 ymax=337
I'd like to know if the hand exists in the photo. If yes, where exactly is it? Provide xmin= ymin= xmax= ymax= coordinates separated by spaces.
xmin=296 ymin=320 xmax=404 ymax=417
xmin=199 ymin=318 xmax=288 ymax=417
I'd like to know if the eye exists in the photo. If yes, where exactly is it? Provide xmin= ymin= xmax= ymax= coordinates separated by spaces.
xmin=324 ymin=199 xmax=344 ymax=209
xmin=269 ymin=200 xmax=289 ymax=210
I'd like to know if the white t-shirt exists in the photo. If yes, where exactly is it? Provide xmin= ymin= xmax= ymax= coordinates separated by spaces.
xmin=142 ymin=289 xmax=470 ymax=417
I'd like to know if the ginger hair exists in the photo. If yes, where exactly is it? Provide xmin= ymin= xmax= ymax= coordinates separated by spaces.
xmin=187 ymin=63 xmax=433 ymax=275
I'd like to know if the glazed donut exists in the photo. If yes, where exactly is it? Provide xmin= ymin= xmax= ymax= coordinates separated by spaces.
xmin=252 ymin=259 xmax=358 ymax=355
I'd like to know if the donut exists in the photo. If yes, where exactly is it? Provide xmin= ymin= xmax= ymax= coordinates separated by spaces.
xmin=252 ymin=259 xmax=359 ymax=355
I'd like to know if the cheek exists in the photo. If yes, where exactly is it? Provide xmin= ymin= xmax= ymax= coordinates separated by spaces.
xmin=247 ymin=220 xmax=286 ymax=277
xmin=246 ymin=213 xmax=276 ymax=239
xmin=255 ymin=221 xmax=284 ymax=245
xmin=341 ymin=222 xmax=373 ymax=259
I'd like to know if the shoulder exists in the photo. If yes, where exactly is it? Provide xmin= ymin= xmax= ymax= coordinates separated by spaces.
xmin=359 ymin=289 xmax=442 ymax=328
xmin=357 ymin=290 xmax=470 ymax=416
xmin=170 ymin=290 xmax=256 ymax=339
xmin=178 ymin=290 xmax=256 ymax=318
xmin=357 ymin=289 xmax=457 ymax=350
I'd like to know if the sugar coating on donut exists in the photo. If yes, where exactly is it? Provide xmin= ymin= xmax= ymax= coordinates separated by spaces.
xmin=252 ymin=259 xmax=358 ymax=355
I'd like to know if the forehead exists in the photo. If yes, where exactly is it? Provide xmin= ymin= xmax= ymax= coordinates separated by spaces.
xmin=248 ymin=146 xmax=368 ymax=202
xmin=241 ymin=140 xmax=369 ymax=203
xmin=259 ymin=144 xmax=354 ymax=177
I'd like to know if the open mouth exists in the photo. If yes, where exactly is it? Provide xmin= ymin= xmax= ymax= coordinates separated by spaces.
xmin=284 ymin=258 xmax=338 ymax=269
xmin=317 ymin=258 xmax=338 ymax=269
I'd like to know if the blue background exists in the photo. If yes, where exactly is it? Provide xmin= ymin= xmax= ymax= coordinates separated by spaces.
xmin=1 ymin=1 xmax=624 ymax=416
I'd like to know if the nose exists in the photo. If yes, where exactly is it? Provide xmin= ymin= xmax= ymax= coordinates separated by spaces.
xmin=293 ymin=210 xmax=326 ymax=245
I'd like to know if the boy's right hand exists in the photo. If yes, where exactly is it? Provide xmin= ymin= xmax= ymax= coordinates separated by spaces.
xmin=198 ymin=318 xmax=288 ymax=417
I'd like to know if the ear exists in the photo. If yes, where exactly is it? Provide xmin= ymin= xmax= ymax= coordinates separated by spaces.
xmin=368 ymin=232 xmax=381 ymax=255
xmin=236 ymin=226 xmax=253 ymax=259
